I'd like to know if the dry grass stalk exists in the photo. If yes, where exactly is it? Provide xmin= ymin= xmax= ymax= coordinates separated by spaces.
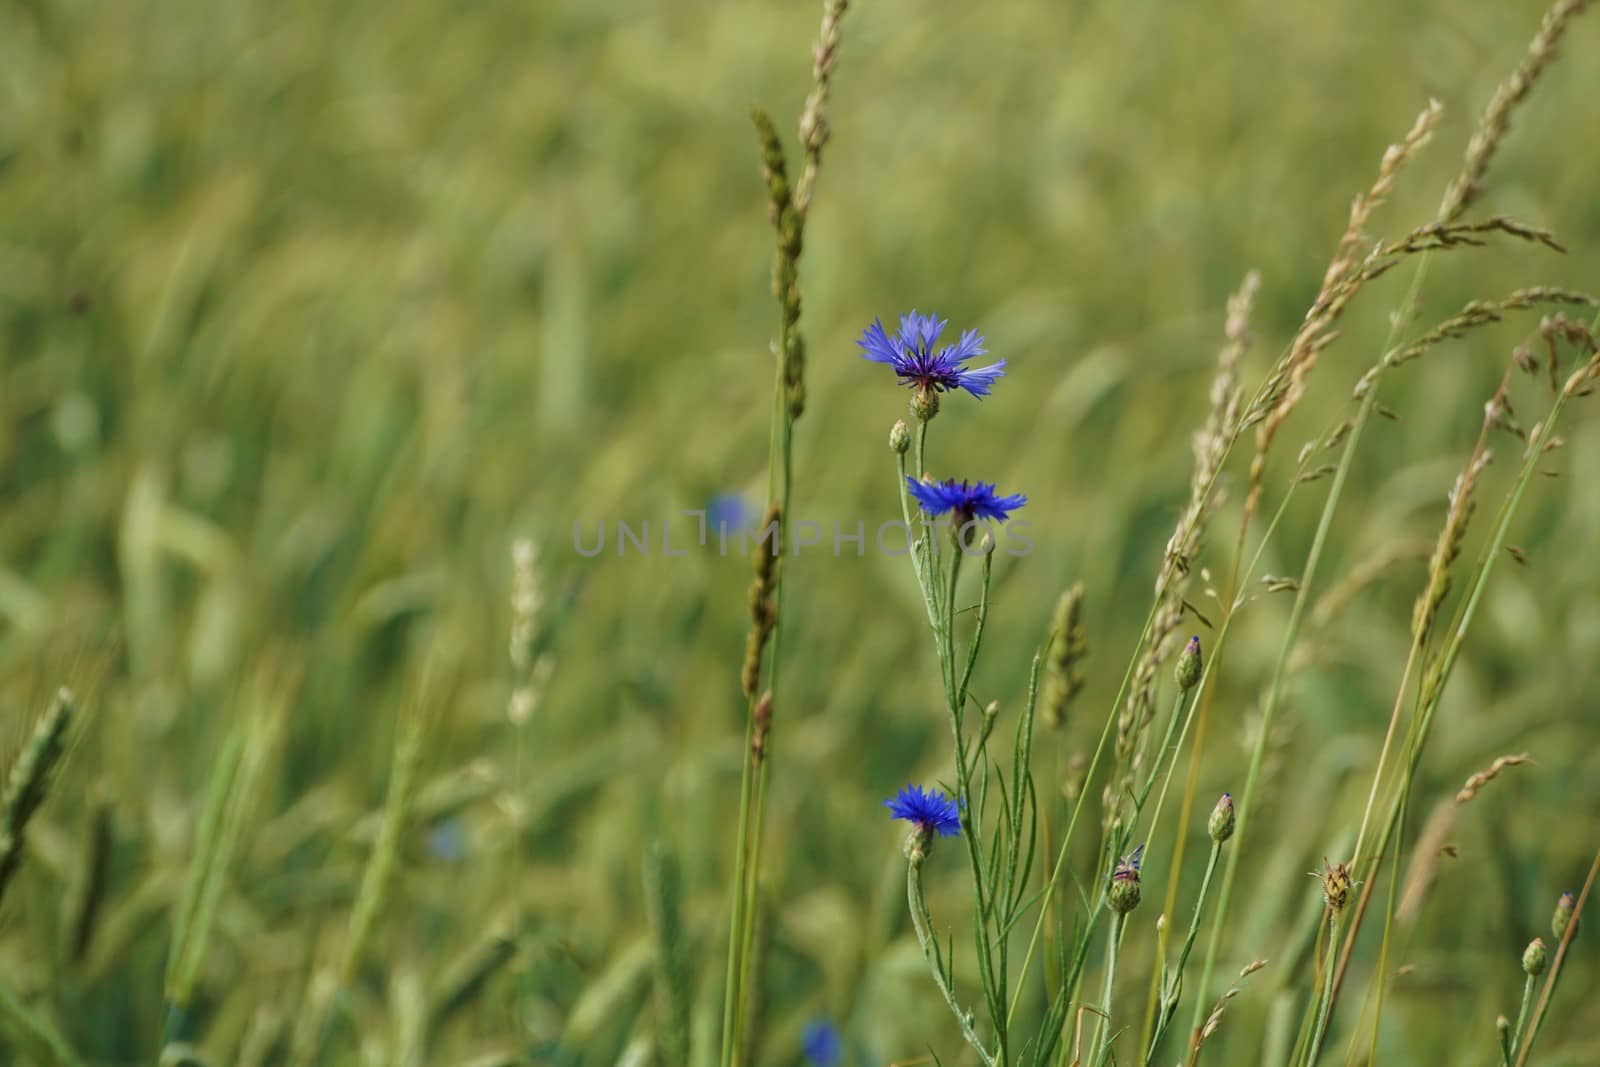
xmin=1371 ymin=288 xmax=1598 ymax=382
xmin=1187 ymin=959 xmax=1268 ymax=1061
xmin=1310 ymin=539 xmax=1433 ymax=629
xmin=1396 ymin=798 xmax=1458 ymax=924
xmin=1456 ymin=753 xmax=1534 ymax=804
xmin=1440 ymin=0 xmax=1591 ymax=221
xmin=1412 ymin=445 xmax=1492 ymax=643
xmin=1383 ymin=215 xmax=1564 ymax=255
xmin=1115 ymin=272 xmax=1259 ymax=774
xmin=1244 ymin=101 xmax=1442 ymax=523
xmin=794 ymin=0 xmax=850 ymax=218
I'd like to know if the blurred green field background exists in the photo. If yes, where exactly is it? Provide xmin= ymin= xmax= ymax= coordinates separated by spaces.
xmin=1 ymin=0 xmax=1597 ymax=1063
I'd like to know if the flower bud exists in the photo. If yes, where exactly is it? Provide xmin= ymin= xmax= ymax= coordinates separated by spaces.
xmin=1319 ymin=859 xmax=1353 ymax=913
xmin=1108 ymin=846 xmax=1143 ymax=915
xmin=1552 ymin=890 xmax=1576 ymax=940
xmin=889 ymin=419 xmax=911 ymax=455
xmin=1208 ymin=792 xmax=1235 ymax=843
xmin=1522 ymin=937 xmax=1547 ymax=976
xmin=1175 ymin=635 xmax=1202 ymax=691
xmin=911 ymin=386 xmax=940 ymax=422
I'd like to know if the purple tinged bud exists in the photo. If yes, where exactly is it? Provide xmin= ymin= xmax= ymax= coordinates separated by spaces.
xmin=1175 ymin=635 xmax=1202 ymax=691
xmin=1108 ymin=845 xmax=1143 ymax=915
xmin=1553 ymin=891 xmax=1577 ymax=940
xmin=1208 ymin=792 xmax=1235 ymax=843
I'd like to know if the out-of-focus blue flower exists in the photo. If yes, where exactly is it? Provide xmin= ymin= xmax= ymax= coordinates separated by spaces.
xmin=427 ymin=817 xmax=468 ymax=864
xmin=858 ymin=310 xmax=1006 ymax=398
xmin=801 ymin=1018 xmax=842 ymax=1067
xmin=884 ymin=784 xmax=962 ymax=837
xmin=707 ymin=492 xmax=753 ymax=532
xmin=906 ymin=478 xmax=1027 ymax=522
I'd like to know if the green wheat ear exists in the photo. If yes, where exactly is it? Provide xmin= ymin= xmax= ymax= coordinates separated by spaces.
xmin=0 ymin=687 xmax=75 ymax=910
xmin=645 ymin=839 xmax=693 ymax=1067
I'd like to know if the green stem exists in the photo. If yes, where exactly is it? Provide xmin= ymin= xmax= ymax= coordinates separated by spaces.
xmin=1516 ymin=844 xmax=1600 ymax=1067
xmin=1006 ymin=598 xmax=1163 ymax=1027
xmin=1088 ymin=913 xmax=1126 ymax=1067
xmin=908 ymin=854 xmax=997 ymax=1067
xmin=958 ymin=549 xmax=995 ymax=709
xmin=1146 ymin=841 xmax=1223 ymax=1064
xmin=1353 ymin=744 xmax=1410 ymax=1066
xmin=1506 ymin=975 xmax=1535 ymax=1064
xmin=1322 ymin=312 xmax=1600 ymax=1052
xmin=1301 ymin=913 xmax=1342 ymax=1067
xmin=723 ymin=299 xmax=799 ymax=1067
xmin=1190 ymin=234 xmax=1440 ymax=1037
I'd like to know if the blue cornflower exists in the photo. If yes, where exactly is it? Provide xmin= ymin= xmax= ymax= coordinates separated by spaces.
xmin=884 ymin=784 xmax=963 ymax=837
xmin=906 ymin=478 xmax=1028 ymax=523
xmin=858 ymin=310 xmax=1006 ymax=398
xmin=706 ymin=492 xmax=752 ymax=532
xmin=426 ymin=818 xmax=468 ymax=864
xmin=801 ymin=1018 xmax=842 ymax=1067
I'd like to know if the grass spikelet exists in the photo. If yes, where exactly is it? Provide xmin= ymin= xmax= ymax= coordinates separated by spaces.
xmin=1188 ymin=959 xmax=1267 ymax=1062
xmin=1321 ymin=101 xmax=1442 ymax=295
xmin=643 ymin=840 xmax=692 ymax=1067
xmin=1371 ymin=287 xmax=1599 ymax=383
xmin=1383 ymin=215 xmax=1566 ymax=255
xmin=1041 ymin=582 xmax=1087 ymax=729
xmin=1395 ymin=799 xmax=1457 ymax=925
xmin=750 ymin=109 xmax=806 ymax=418
xmin=740 ymin=503 xmax=783 ymax=698
xmin=507 ymin=537 xmax=549 ymax=725
xmin=1456 ymin=753 xmax=1534 ymax=805
xmin=164 ymin=695 xmax=283 ymax=1036
xmin=0 ymin=687 xmax=75 ymax=909
xmin=1411 ymin=446 xmax=1491 ymax=642
xmin=1440 ymin=0 xmax=1591 ymax=221
xmin=1115 ymin=271 xmax=1260 ymax=789
xmin=1242 ymin=97 xmax=1441 ymax=523
xmin=341 ymin=707 xmax=426 ymax=986
xmin=794 ymin=0 xmax=850 ymax=218
xmin=1162 ymin=270 xmax=1259 ymax=596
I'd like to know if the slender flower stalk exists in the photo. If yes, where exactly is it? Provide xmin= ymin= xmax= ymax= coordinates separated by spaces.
xmin=1146 ymin=830 xmax=1225 ymax=1064
xmin=1514 ymin=850 xmax=1599 ymax=1067
xmin=722 ymin=9 xmax=853 ymax=1060
xmin=1318 ymin=310 xmax=1600 ymax=1056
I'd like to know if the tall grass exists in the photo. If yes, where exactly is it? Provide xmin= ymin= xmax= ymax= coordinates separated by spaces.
xmin=0 ymin=0 xmax=1596 ymax=1064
